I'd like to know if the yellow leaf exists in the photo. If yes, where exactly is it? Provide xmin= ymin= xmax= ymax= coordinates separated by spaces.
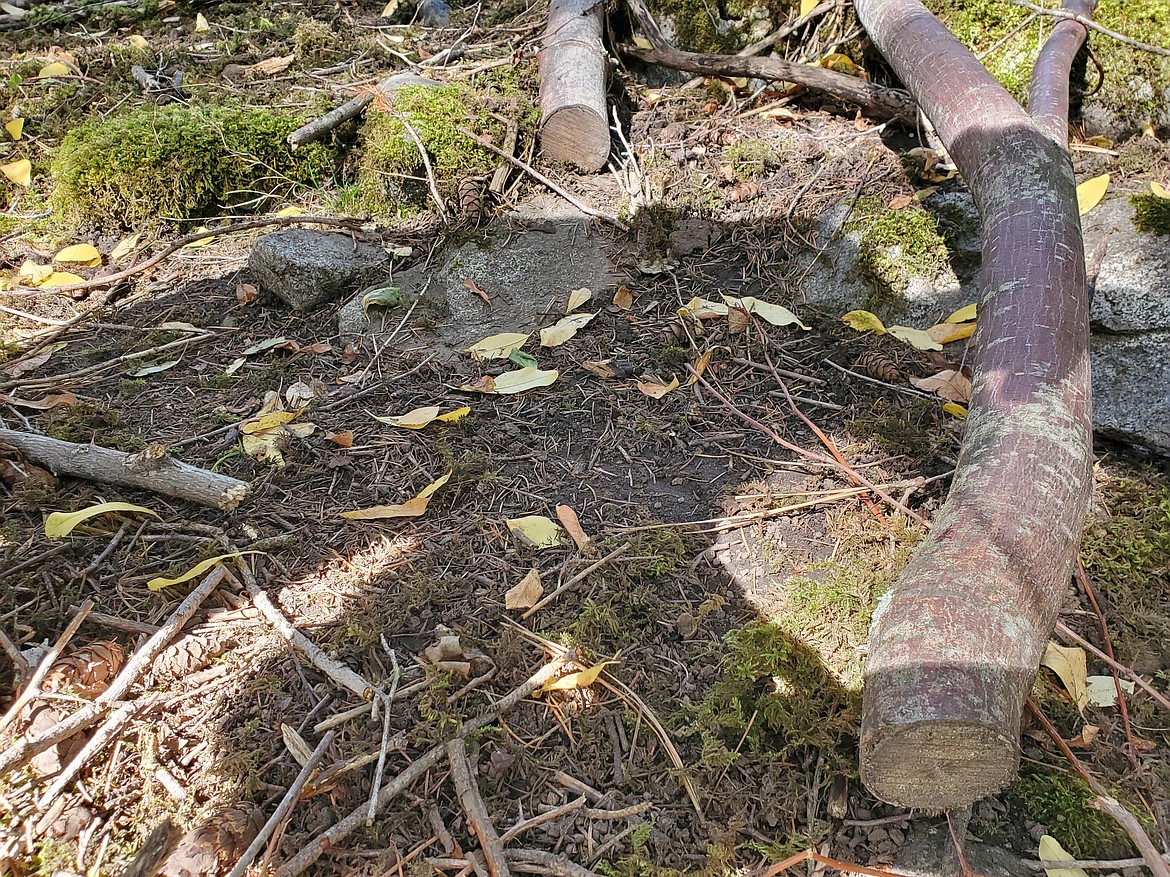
xmin=37 ymin=61 xmax=72 ymax=79
xmin=540 ymin=313 xmax=595 ymax=347
xmin=54 ymin=243 xmax=102 ymax=266
xmin=46 ymin=502 xmax=159 ymax=539
xmin=1038 ymin=836 xmax=1089 ymax=877
xmin=538 ymin=660 xmax=619 ymax=694
xmin=380 ymin=0 xmax=399 ymax=16
xmin=38 ymin=271 xmax=86 ymax=288
xmin=566 ymin=287 xmax=592 ymax=312
xmin=910 ymin=369 xmax=972 ymax=403
xmin=182 ymin=227 xmax=217 ymax=248
xmin=127 ymin=34 xmax=149 ymax=49
xmin=465 ymin=332 xmax=530 ymax=361
xmin=680 ymin=297 xmax=728 ymax=319
xmin=1151 ymin=181 xmax=1170 ymax=199
xmin=1075 ymin=173 xmax=1109 ymax=216
xmin=886 ymin=325 xmax=943 ymax=351
xmin=945 ymin=303 xmax=977 ymax=323
xmin=926 ymin=321 xmax=975 ymax=344
xmin=436 ymin=406 xmax=470 ymax=423
xmin=841 ymin=310 xmax=887 ymax=333
xmin=506 ymin=515 xmax=565 ymax=549
xmin=5 ymin=118 xmax=23 ymax=141
xmin=1 ymin=158 xmax=32 ymax=187
xmin=684 ymin=349 xmax=713 ymax=386
xmin=632 ymin=35 xmax=653 ymax=49
xmin=194 ymin=11 xmax=210 ymax=31
xmin=18 ymin=260 xmax=53 ymax=284
xmin=274 ymin=205 xmax=306 ymax=216
xmin=460 ymin=367 xmax=559 ymax=395
xmin=819 ymin=53 xmax=862 ymax=76
xmin=722 ymin=296 xmax=809 ymax=330
xmin=1041 ymin=642 xmax=1088 ymax=711
xmin=799 ymin=0 xmax=817 ymax=16
xmin=505 ymin=569 xmax=543 ymax=610
xmin=342 ymin=471 xmax=452 ymax=520
xmin=636 ymin=374 xmax=680 ymax=399
xmin=147 ymin=550 xmax=262 ymax=591
xmin=110 ymin=232 xmax=142 ymax=264
xmin=943 ymin=402 xmax=968 ymax=418
xmin=374 ymin=405 xmax=441 ymax=429
xmin=241 ymin=409 xmax=303 ymax=434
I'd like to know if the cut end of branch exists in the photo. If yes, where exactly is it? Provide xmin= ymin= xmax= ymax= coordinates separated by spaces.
xmin=540 ymin=107 xmax=611 ymax=173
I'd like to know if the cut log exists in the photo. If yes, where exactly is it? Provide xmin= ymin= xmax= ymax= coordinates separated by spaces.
xmin=0 ymin=429 xmax=250 ymax=512
xmin=855 ymin=0 xmax=1095 ymax=808
xmin=538 ymin=0 xmax=612 ymax=173
xmin=287 ymin=72 xmax=443 ymax=150
xmin=621 ymin=0 xmax=914 ymax=121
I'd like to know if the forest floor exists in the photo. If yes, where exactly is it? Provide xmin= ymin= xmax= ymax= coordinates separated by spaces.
xmin=2 ymin=2 xmax=1170 ymax=877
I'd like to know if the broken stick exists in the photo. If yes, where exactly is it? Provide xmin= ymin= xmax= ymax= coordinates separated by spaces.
xmin=287 ymin=72 xmax=443 ymax=148
xmin=447 ymin=737 xmax=511 ymax=877
xmin=538 ymin=0 xmax=611 ymax=172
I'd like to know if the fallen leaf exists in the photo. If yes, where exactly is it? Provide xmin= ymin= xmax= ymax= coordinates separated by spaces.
xmin=555 ymin=504 xmax=591 ymax=551
xmin=0 ymin=391 xmax=77 ymax=410
xmin=583 ymin=359 xmax=620 ymax=379
xmin=361 ymin=285 xmax=402 ymax=313
xmin=1038 ymin=835 xmax=1088 ymax=877
xmin=463 ymin=278 xmax=491 ymax=308
xmin=241 ymin=409 xmax=303 ymax=434
xmin=18 ymin=260 xmax=53 ymax=284
xmin=1041 ymin=642 xmax=1088 ymax=711
xmin=1085 ymin=675 xmax=1135 ymax=708
xmin=727 ymin=303 xmax=749 ymax=334
xmin=5 ymin=118 xmax=24 ymax=140
xmin=506 ymin=515 xmax=565 ymax=549
xmin=285 ymin=380 xmax=326 ymax=408
xmin=38 ymin=271 xmax=87 ymax=288
xmin=236 ymin=282 xmax=259 ymax=305
xmin=505 ymin=569 xmax=543 ymax=610
xmin=466 ymin=332 xmax=529 ymax=361
xmin=46 ymin=502 xmax=159 ymax=539
xmin=1151 ymin=181 xmax=1170 ymax=199
xmin=54 ymin=243 xmax=101 ymax=265
xmin=886 ymin=325 xmax=943 ymax=351
xmin=148 ymin=550 xmax=261 ymax=591
xmin=242 ymin=336 xmax=293 ymax=356
xmin=127 ymin=34 xmax=149 ymax=49
xmin=2 ymin=342 xmax=66 ymax=378
xmin=248 ymin=53 xmax=294 ymax=75
xmin=945 ymin=303 xmax=977 ymax=323
xmin=888 ymin=194 xmax=913 ymax=210
xmin=926 ymin=322 xmax=975 ymax=344
xmin=380 ymin=0 xmax=399 ymax=16
xmin=128 ymin=359 xmax=181 ymax=377
xmin=437 ymin=406 xmax=470 ymax=423
xmin=636 ymin=374 xmax=680 ymax=399
xmin=1067 ymin=724 xmax=1099 ymax=748
xmin=723 ymin=296 xmax=809 ymax=329
xmin=819 ymin=52 xmax=863 ymax=76
xmin=841 ymin=310 xmax=887 ymax=333
xmin=327 ymin=430 xmax=354 ymax=448
xmin=194 ymin=11 xmax=210 ymax=31
xmin=182 ymin=228 xmax=217 ymax=248
xmin=540 ymin=313 xmax=595 ymax=347
xmin=37 ymin=61 xmax=72 ymax=79
xmin=1075 ymin=173 xmax=1109 ymax=216
xmin=110 ymin=233 xmax=142 ymax=264
xmin=943 ymin=402 xmax=968 ymax=418
xmin=910 ymin=369 xmax=972 ymax=403
xmin=538 ymin=659 xmax=619 ymax=694
xmin=508 ymin=348 xmax=538 ymax=369
xmin=274 ymin=205 xmax=305 ymax=217
xmin=1 ymin=158 xmax=31 ymax=187
xmin=566 ymin=287 xmax=592 ymax=312
xmin=460 ymin=367 xmax=558 ymax=394
xmin=726 ymin=180 xmax=763 ymax=203
xmin=613 ymin=285 xmax=633 ymax=309
xmin=684 ymin=349 xmax=713 ymax=386
xmin=341 ymin=471 xmax=452 ymax=520
xmin=373 ymin=405 xmax=468 ymax=428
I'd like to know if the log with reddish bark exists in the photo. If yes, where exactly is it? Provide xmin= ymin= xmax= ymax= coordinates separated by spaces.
xmin=856 ymin=0 xmax=1096 ymax=808
xmin=538 ymin=0 xmax=612 ymax=173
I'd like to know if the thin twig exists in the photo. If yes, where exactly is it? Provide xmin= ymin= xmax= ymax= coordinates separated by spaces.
xmin=501 ymin=797 xmax=588 ymax=844
xmin=1055 ymin=621 xmax=1170 ymax=714
xmin=521 ymin=543 xmax=632 ymax=619
xmin=3 ymin=332 xmax=216 ymax=390
xmin=455 ymin=129 xmax=627 ymax=229
xmin=398 ymin=114 xmax=450 ymax=222
xmin=447 ymin=737 xmax=511 ymax=877
xmin=1003 ymin=0 xmax=1170 ymax=56
xmin=0 ymin=626 xmax=28 ymax=687
xmin=756 ymin=848 xmax=906 ymax=877
xmin=367 ymin=642 xmax=401 ymax=824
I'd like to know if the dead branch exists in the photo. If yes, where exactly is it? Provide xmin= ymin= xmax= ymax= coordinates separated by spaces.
xmin=287 ymin=73 xmax=444 ymax=148
xmin=1003 ymin=0 xmax=1170 ymax=56
xmin=538 ymin=0 xmax=611 ymax=172
xmin=501 ymin=797 xmax=587 ymax=843
xmin=447 ymin=737 xmax=511 ymax=877
xmin=0 ymin=429 xmax=250 ymax=511
xmin=0 ymin=565 xmax=226 ymax=777
xmin=620 ymin=0 xmax=913 ymax=120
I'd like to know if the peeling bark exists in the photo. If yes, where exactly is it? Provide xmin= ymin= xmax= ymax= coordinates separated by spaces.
xmin=856 ymin=0 xmax=1095 ymax=808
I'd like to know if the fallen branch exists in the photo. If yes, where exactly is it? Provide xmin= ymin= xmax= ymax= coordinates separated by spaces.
xmin=0 ymin=429 xmax=250 ymax=512
xmin=538 ymin=0 xmax=611 ymax=172
xmin=0 ymin=565 xmax=225 ymax=777
xmin=276 ymin=652 xmax=571 ymax=877
xmin=1003 ymin=0 xmax=1170 ymax=56
xmin=447 ymin=737 xmax=511 ymax=877
xmin=287 ymin=73 xmax=443 ymax=149
xmin=620 ymin=0 xmax=913 ymax=120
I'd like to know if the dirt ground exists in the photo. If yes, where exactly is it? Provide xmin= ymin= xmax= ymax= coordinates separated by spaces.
xmin=3 ymin=2 xmax=1170 ymax=876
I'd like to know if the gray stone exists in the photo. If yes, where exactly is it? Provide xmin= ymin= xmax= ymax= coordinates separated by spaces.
xmin=249 ymin=230 xmax=391 ymax=312
xmin=339 ymin=218 xmax=618 ymax=356
xmin=893 ymin=819 xmax=1030 ymax=877
xmin=1084 ymin=198 xmax=1170 ymax=333
xmin=1091 ymin=330 xmax=1170 ymax=453
xmin=669 ymin=218 xmax=722 ymax=256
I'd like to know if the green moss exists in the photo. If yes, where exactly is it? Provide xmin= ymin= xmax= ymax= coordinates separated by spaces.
xmin=50 ymin=103 xmax=335 ymax=226
xmin=1131 ymin=193 xmax=1170 ymax=234
xmin=42 ymin=402 xmax=143 ymax=451
xmin=646 ymin=0 xmax=744 ymax=53
xmin=1005 ymin=770 xmax=1133 ymax=857
xmin=844 ymin=196 xmax=950 ymax=308
xmin=723 ymin=139 xmax=783 ymax=181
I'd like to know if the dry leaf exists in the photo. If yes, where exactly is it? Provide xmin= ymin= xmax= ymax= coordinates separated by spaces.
xmin=538 ymin=659 xmax=619 ymax=694
xmin=465 ymin=332 xmax=529 ymax=361
xmin=0 ymin=391 xmax=77 ymax=410
xmin=505 ymin=569 xmax=543 ymax=610
xmin=1151 ymin=181 xmax=1170 ymax=199
xmin=18 ymin=260 xmax=53 ymax=284
xmin=888 ymin=194 xmax=913 ymax=210
xmin=248 ymin=53 xmax=294 ymax=75
xmin=38 ymin=271 xmax=87 ymax=288
xmin=341 ymin=471 xmax=452 ymax=520
xmin=127 ymin=34 xmax=149 ymax=49
xmin=945 ymin=303 xmax=977 ymax=323
xmin=194 ymin=11 xmax=210 ymax=31
xmin=326 ymin=430 xmax=354 ymax=448
xmin=723 ymin=296 xmax=809 ymax=329
xmin=2 ymin=341 xmax=66 ymax=378
xmin=1075 ymin=173 xmax=1109 ymax=216
xmin=148 ymin=551 xmax=261 ymax=591
xmin=926 ymin=321 xmax=975 ymax=344
xmin=613 ymin=285 xmax=633 ymax=309
xmin=1 ymin=158 xmax=31 ymax=187
xmin=1085 ymin=675 xmax=1134 ymax=707
xmin=1067 ymin=724 xmax=1100 ymax=748
xmin=684 ymin=349 xmax=713 ymax=386
xmin=506 ymin=515 xmax=565 ymax=549
xmin=459 ymin=367 xmax=558 ymax=395
xmin=5 ymin=118 xmax=23 ymax=140
xmin=799 ymin=0 xmax=817 ymax=15
xmin=55 ymin=243 xmax=101 ymax=265
xmin=681 ymin=297 xmax=728 ymax=319
xmin=37 ymin=61 xmax=72 ymax=78
xmin=111 ymin=232 xmax=142 ymax=264
xmin=235 ymin=282 xmax=258 ymax=304
xmin=886 ymin=325 xmax=943 ymax=351
xmin=727 ymin=304 xmax=749 ymax=334
xmin=566 ymin=287 xmax=592 ymax=312
xmin=540 ymin=313 xmax=595 ymax=347
xmin=555 ymin=504 xmax=591 ymax=551
xmin=45 ymin=502 xmax=159 ymax=539
xmin=909 ymin=369 xmax=972 ymax=403
xmin=943 ymin=402 xmax=968 ymax=418
xmin=1041 ymin=642 xmax=1088 ymax=711
xmin=1038 ymin=836 xmax=1088 ymax=877
xmin=726 ymin=180 xmax=763 ymax=203
xmin=636 ymin=374 xmax=680 ymax=399
xmin=841 ymin=310 xmax=887 ymax=333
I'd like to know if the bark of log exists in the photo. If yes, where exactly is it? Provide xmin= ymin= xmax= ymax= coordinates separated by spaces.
xmin=286 ymin=72 xmax=443 ymax=149
xmin=0 ymin=429 xmax=250 ymax=512
xmin=621 ymin=0 xmax=914 ymax=120
xmin=538 ymin=0 xmax=612 ymax=173
xmin=855 ymin=0 xmax=1095 ymax=809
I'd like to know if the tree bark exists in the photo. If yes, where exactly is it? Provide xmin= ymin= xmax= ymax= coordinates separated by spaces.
xmin=856 ymin=0 xmax=1095 ymax=809
xmin=538 ymin=0 xmax=612 ymax=173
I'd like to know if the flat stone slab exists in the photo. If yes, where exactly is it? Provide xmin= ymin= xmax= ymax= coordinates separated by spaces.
xmin=250 ymin=229 xmax=391 ymax=312
xmin=1091 ymin=329 xmax=1170 ymax=453
xmin=1085 ymin=198 xmax=1170 ymax=333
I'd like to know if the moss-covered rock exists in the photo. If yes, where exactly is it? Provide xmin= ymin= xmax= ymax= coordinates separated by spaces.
xmin=1131 ymin=192 xmax=1170 ymax=234
xmin=844 ymin=195 xmax=952 ymax=308
xmin=50 ymin=103 xmax=334 ymax=226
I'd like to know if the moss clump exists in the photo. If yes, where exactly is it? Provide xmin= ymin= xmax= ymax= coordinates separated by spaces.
xmin=646 ymin=0 xmax=745 ymax=53
xmin=845 ymin=196 xmax=951 ymax=306
xmin=1131 ymin=193 xmax=1170 ymax=234
xmin=723 ymin=139 xmax=783 ymax=180
xmin=1005 ymin=771 xmax=1133 ymax=858
xmin=51 ymin=104 xmax=334 ymax=226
